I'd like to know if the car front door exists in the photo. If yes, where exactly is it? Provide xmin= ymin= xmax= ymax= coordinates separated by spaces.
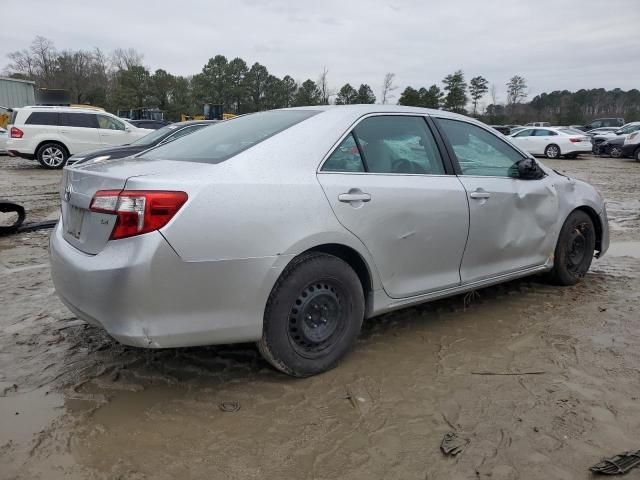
xmin=58 ymin=113 xmax=102 ymax=154
xmin=317 ymin=115 xmax=469 ymax=298
xmin=436 ymin=118 xmax=559 ymax=284
xmin=97 ymin=115 xmax=130 ymax=146
xmin=509 ymin=128 xmax=536 ymax=154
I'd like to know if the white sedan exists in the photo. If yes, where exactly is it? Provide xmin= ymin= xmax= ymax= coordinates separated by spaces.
xmin=509 ymin=127 xmax=592 ymax=159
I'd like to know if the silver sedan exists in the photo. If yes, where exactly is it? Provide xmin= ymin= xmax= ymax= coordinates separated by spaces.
xmin=50 ymin=105 xmax=609 ymax=377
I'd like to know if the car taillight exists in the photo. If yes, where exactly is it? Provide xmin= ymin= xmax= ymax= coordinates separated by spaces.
xmin=569 ymin=137 xmax=586 ymax=143
xmin=10 ymin=127 xmax=23 ymax=138
xmin=90 ymin=190 xmax=188 ymax=240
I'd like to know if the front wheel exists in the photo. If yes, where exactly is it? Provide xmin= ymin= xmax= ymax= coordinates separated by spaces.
xmin=258 ymin=252 xmax=364 ymax=377
xmin=635 ymin=147 xmax=640 ymax=162
xmin=545 ymin=144 xmax=561 ymax=159
xmin=36 ymin=143 xmax=68 ymax=169
xmin=609 ymin=146 xmax=623 ymax=158
xmin=549 ymin=210 xmax=596 ymax=286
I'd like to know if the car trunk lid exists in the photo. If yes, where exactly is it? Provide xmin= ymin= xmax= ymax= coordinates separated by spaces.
xmin=60 ymin=158 xmax=204 ymax=254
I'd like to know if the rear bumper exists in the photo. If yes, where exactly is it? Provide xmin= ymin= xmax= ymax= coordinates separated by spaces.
xmin=564 ymin=147 xmax=592 ymax=155
xmin=7 ymin=150 xmax=35 ymax=160
xmin=50 ymin=223 xmax=285 ymax=348
xmin=597 ymin=205 xmax=610 ymax=257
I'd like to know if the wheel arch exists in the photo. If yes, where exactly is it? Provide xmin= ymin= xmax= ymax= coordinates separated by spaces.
xmin=35 ymin=139 xmax=70 ymax=157
xmin=573 ymin=205 xmax=603 ymax=254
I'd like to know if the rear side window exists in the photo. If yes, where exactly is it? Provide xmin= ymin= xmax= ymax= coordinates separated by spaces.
xmin=322 ymin=134 xmax=365 ymax=172
xmin=353 ymin=116 xmax=445 ymax=174
xmin=25 ymin=112 xmax=59 ymax=126
xmin=60 ymin=113 xmax=99 ymax=128
xmin=534 ymin=129 xmax=557 ymax=136
xmin=140 ymin=110 xmax=319 ymax=164
xmin=514 ymin=129 xmax=533 ymax=137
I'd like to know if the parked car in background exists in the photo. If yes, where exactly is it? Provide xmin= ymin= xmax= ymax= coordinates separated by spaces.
xmin=5 ymin=106 xmax=153 ymax=169
xmin=585 ymin=127 xmax=619 ymax=136
xmin=127 ymin=119 xmax=171 ymax=130
xmin=509 ymin=126 xmax=527 ymax=135
xmin=68 ymin=120 xmax=218 ymax=165
xmin=0 ymin=127 xmax=7 ymax=154
xmin=509 ymin=126 xmax=591 ymax=159
xmin=594 ymin=136 xmax=625 ymax=158
xmin=575 ymin=117 xmax=624 ymax=132
xmin=50 ymin=105 xmax=609 ymax=377
xmin=591 ymin=122 xmax=640 ymax=154
xmin=525 ymin=122 xmax=551 ymax=127
xmin=622 ymin=130 xmax=640 ymax=161
xmin=490 ymin=125 xmax=511 ymax=135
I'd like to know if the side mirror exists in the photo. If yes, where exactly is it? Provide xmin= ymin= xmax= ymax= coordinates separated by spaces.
xmin=516 ymin=158 xmax=545 ymax=180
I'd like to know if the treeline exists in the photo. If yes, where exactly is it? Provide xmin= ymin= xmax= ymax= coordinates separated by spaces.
xmin=4 ymin=36 xmax=640 ymax=125
xmin=399 ymin=71 xmax=640 ymax=125
xmin=3 ymin=36 xmax=380 ymax=121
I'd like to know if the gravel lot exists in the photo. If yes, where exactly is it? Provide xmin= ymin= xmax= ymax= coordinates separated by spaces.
xmin=1 ymin=154 xmax=639 ymax=479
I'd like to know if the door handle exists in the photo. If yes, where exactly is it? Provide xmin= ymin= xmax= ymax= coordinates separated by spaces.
xmin=469 ymin=190 xmax=491 ymax=200
xmin=338 ymin=192 xmax=371 ymax=203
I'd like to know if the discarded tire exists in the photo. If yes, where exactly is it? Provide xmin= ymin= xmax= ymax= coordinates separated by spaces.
xmin=0 ymin=201 xmax=26 ymax=235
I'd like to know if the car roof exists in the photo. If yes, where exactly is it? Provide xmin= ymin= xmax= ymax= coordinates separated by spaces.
xmin=17 ymin=105 xmax=111 ymax=115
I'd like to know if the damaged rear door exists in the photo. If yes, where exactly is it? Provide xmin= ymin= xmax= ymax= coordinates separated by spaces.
xmin=317 ymin=115 xmax=469 ymax=298
xmin=435 ymin=118 xmax=559 ymax=283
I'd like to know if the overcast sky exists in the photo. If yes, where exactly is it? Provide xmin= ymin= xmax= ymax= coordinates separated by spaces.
xmin=1 ymin=0 xmax=638 ymax=105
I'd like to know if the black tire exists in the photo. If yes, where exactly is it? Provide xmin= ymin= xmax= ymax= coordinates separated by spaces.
xmin=36 ymin=142 xmax=68 ymax=169
xmin=544 ymin=144 xmax=561 ymax=159
xmin=257 ymin=252 xmax=364 ymax=377
xmin=609 ymin=146 xmax=623 ymax=158
xmin=550 ymin=210 xmax=596 ymax=286
xmin=635 ymin=147 xmax=640 ymax=163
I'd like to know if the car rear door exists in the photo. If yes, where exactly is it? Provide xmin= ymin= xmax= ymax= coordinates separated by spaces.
xmin=59 ymin=113 xmax=102 ymax=154
xmin=317 ymin=114 xmax=469 ymax=298
xmin=435 ymin=118 xmax=559 ymax=284
xmin=530 ymin=128 xmax=556 ymax=154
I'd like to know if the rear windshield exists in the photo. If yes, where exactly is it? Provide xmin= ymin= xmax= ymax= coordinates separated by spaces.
xmin=131 ymin=124 xmax=179 ymax=146
xmin=140 ymin=110 xmax=319 ymax=163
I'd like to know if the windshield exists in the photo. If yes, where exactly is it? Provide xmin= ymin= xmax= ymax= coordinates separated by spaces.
xmin=130 ymin=124 xmax=180 ymax=146
xmin=140 ymin=110 xmax=319 ymax=163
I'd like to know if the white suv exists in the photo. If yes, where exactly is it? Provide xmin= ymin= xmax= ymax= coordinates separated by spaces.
xmin=5 ymin=106 xmax=153 ymax=169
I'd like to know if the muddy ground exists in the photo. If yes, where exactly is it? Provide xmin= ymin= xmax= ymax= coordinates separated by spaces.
xmin=1 ymin=154 xmax=639 ymax=479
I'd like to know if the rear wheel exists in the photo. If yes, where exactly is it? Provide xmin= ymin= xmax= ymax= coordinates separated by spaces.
xmin=635 ymin=147 xmax=640 ymax=162
xmin=545 ymin=144 xmax=561 ymax=159
xmin=258 ymin=252 xmax=364 ymax=377
xmin=549 ymin=210 xmax=596 ymax=286
xmin=36 ymin=143 xmax=68 ymax=169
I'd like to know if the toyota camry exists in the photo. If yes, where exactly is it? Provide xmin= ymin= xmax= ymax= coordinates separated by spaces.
xmin=51 ymin=105 xmax=609 ymax=377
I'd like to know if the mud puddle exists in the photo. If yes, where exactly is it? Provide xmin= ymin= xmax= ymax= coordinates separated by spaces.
xmin=2 ymin=155 xmax=640 ymax=479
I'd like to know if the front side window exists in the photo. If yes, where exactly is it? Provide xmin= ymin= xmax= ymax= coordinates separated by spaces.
xmin=514 ymin=129 xmax=533 ymax=137
xmin=25 ymin=112 xmax=59 ymax=126
xmin=437 ymin=118 xmax=526 ymax=177
xmin=352 ymin=116 xmax=445 ymax=174
xmin=322 ymin=134 xmax=365 ymax=172
xmin=98 ymin=115 xmax=125 ymax=130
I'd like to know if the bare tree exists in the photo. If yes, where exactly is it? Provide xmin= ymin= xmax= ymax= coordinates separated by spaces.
xmin=317 ymin=67 xmax=333 ymax=105
xmin=381 ymin=72 xmax=397 ymax=104
xmin=30 ymin=36 xmax=57 ymax=85
xmin=5 ymin=49 xmax=37 ymax=78
xmin=111 ymin=48 xmax=144 ymax=71
xmin=506 ymin=75 xmax=528 ymax=110
xmin=490 ymin=83 xmax=498 ymax=106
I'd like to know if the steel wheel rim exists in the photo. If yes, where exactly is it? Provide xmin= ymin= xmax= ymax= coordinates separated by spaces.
xmin=42 ymin=147 xmax=64 ymax=167
xmin=566 ymin=222 xmax=589 ymax=273
xmin=610 ymin=147 xmax=622 ymax=158
xmin=288 ymin=281 xmax=346 ymax=358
